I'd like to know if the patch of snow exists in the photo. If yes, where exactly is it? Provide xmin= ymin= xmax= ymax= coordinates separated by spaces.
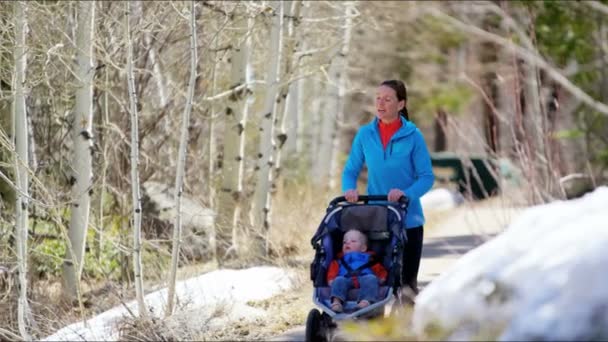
xmin=421 ymin=188 xmax=463 ymax=211
xmin=44 ymin=266 xmax=294 ymax=341
xmin=413 ymin=186 xmax=608 ymax=341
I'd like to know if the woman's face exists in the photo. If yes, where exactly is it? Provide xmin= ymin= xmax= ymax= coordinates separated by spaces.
xmin=375 ymin=85 xmax=404 ymax=123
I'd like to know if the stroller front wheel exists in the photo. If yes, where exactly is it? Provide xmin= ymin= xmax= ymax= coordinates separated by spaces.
xmin=305 ymin=308 xmax=330 ymax=342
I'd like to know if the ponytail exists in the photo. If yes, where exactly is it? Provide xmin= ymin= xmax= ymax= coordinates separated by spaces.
xmin=400 ymin=107 xmax=409 ymax=121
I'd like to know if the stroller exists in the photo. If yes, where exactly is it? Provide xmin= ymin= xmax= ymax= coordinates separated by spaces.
xmin=306 ymin=195 xmax=409 ymax=342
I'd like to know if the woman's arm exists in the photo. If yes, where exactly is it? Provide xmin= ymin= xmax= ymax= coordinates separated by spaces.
xmin=404 ymin=131 xmax=435 ymax=200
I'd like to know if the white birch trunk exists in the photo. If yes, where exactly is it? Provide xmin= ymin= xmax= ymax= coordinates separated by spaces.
xmin=13 ymin=2 xmax=31 ymax=338
xmin=309 ymin=79 xmax=324 ymax=183
xmin=328 ymin=1 xmax=355 ymax=190
xmin=95 ymin=69 xmax=110 ymax=260
xmin=63 ymin=0 xmax=95 ymax=301
xmin=134 ymin=1 xmax=167 ymax=109
xmin=297 ymin=74 xmax=313 ymax=155
xmin=314 ymin=69 xmax=338 ymax=189
xmin=284 ymin=75 xmax=301 ymax=156
xmin=314 ymin=2 xmax=354 ymax=189
xmin=26 ymin=110 xmax=37 ymax=172
xmin=215 ymin=6 xmax=252 ymax=262
xmin=126 ymin=1 xmax=148 ymax=318
xmin=497 ymin=48 xmax=517 ymax=157
xmin=274 ymin=0 xmax=302 ymax=177
xmin=207 ymin=36 xmax=220 ymax=247
xmin=166 ymin=1 xmax=197 ymax=316
xmin=250 ymin=1 xmax=282 ymax=256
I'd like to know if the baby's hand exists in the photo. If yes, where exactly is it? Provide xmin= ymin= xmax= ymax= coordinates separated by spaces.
xmin=379 ymin=278 xmax=386 ymax=285
xmin=328 ymin=280 xmax=334 ymax=286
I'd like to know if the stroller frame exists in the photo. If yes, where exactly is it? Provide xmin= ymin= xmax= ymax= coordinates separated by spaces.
xmin=306 ymin=195 xmax=409 ymax=342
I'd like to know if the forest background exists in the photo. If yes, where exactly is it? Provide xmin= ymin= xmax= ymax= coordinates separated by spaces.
xmin=1 ymin=1 xmax=607 ymax=340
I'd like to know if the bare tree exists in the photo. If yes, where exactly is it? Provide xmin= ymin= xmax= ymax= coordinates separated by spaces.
xmin=273 ymin=0 xmax=303 ymax=180
xmin=215 ymin=4 xmax=252 ymax=262
xmin=126 ymin=0 xmax=148 ymax=318
xmin=62 ymin=0 xmax=95 ymax=301
xmin=250 ymin=1 xmax=283 ymax=256
xmin=12 ymin=1 xmax=31 ymax=339
xmin=166 ymin=1 xmax=198 ymax=316
xmin=313 ymin=2 xmax=355 ymax=190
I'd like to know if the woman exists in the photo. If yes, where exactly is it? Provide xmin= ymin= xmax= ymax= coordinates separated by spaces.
xmin=342 ymin=79 xmax=434 ymax=298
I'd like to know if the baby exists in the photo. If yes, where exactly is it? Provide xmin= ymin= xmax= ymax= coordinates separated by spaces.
xmin=326 ymin=229 xmax=387 ymax=312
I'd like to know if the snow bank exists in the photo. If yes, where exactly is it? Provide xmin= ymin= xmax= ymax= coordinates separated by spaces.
xmin=413 ymin=186 xmax=608 ymax=341
xmin=421 ymin=188 xmax=464 ymax=211
xmin=44 ymin=266 xmax=294 ymax=341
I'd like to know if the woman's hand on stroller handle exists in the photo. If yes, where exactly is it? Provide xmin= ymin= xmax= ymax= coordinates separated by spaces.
xmin=332 ymin=192 xmax=409 ymax=206
xmin=387 ymin=188 xmax=405 ymax=202
xmin=344 ymin=189 xmax=359 ymax=202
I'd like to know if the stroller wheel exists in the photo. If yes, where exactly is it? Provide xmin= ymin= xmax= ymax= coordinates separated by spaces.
xmin=305 ymin=309 xmax=327 ymax=342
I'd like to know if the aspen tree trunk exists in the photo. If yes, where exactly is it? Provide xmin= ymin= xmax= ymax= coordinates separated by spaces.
xmin=314 ymin=2 xmax=355 ymax=189
xmin=250 ymin=1 xmax=282 ymax=256
xmin=314 ymin=73 xmax=337 ymax=188
xmin=26 ymin=110 xmax=37 ymax=172
xmin=215 ymin=5 xmax=252 ymax=263
xmin=63 ymin=0 xmax=95 ymax=301
xmin=166 ymin=1 xmax=198 ymax=316
xmin=94 ymin=66 xmax=110 ymax=260
xmin=273 ymin=0 xmax=302 ymax=179
xmin=135 ymin=1 xmax=167 ymax=109
xmin=329 ymin=1 xmax=357 ymax=190
xmin=479 ymin=34 xmax=500 ymax=154
xmin=13 ymin=2 xmax=31 ymax=338
xmin=297 ymin=75 xmax=314 ymax=158
xmin=126 ymin=1 xmax=148 ymax=318
xmin=521 ymin=56 xmax=546 ymax=200
xmin=295 ymin=42 xmax=310 ymax=156
xmin=206 ymin=35 xmax=220 ymax=259
xmin=284 ymin=75 xmax=302 ymax=156
xmin=497 ymin=50 xmax=518 ymax=158
xmin=309 ymin=79 xmax=324 ymax=184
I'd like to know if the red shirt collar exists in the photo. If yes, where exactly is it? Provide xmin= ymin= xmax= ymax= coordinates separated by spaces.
xmin=378 ymin=118 xmax=402 ymax=148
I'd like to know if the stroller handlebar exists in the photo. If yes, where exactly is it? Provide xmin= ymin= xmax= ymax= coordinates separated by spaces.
xmin=328 ymin=194 xmax=409 ymax=208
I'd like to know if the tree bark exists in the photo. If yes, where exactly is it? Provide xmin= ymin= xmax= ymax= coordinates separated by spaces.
xmin=166 ymin=0 xmax=198 ymax=316
xmin=273 ymin=0 xmax=303 ymax=182
xmin=13 ymin=1 xmax=31 ymax=338
xmin=328 ymin=2 xmax=355 ymax=190
xmin=215 ymin=5 xmax=252 ymax=263
xmin=63 ymin=0 xmax=95 ymax=302
xmin=310 ymin=78 xmax=325 ymax=184
xmin=478 ymin=14 xmax=501 ymax=155
xmin=250 ymin=1 xmax=283 ymax=257
xmin=126 ymin=0 xmax=148 ymax=318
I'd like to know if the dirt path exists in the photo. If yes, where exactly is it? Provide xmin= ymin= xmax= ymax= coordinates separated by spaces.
xmin=272 ymin=199 xmax=522 ymax=341
xmin=419 ymin=202 xmax=519 ymax=290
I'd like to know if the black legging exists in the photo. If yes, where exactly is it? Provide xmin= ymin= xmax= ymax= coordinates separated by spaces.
xmin=402 ymin=226 xmax=423 ymax=294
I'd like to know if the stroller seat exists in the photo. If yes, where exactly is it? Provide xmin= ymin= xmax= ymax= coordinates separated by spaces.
xmin=309 ymin=197 xmax=408 ymax=316
xmin=305 ymin=195 xmax=409 ymax=342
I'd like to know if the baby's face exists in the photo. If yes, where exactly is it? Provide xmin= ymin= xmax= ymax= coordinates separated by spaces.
xmin=343 ymin=231 xmax=366 ymax=253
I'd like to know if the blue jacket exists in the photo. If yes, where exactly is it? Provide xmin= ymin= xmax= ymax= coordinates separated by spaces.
xmin=337 ymin=252 xmax=374 ymax=277
xmin=342 ymin=116 xmax=435 ymax=228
